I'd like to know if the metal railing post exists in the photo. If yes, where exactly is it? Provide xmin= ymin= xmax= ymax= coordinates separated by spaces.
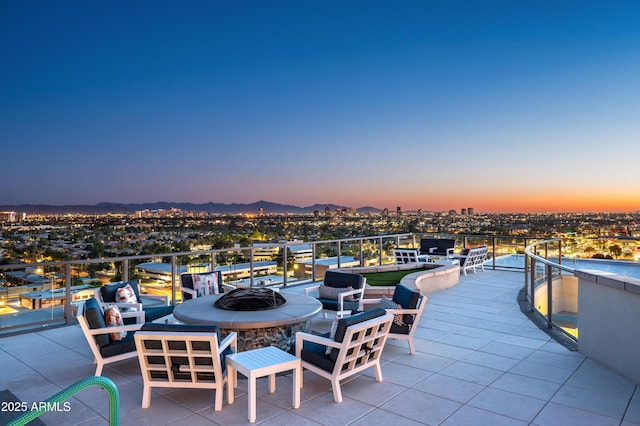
xmin=337 ymin=241 xmax=341 ymax=268
xmin=122 ymin=259 xmax=129 ymax=282
xmin=529 ymin=258 xmax=536 ymax=312
xmin=378 ymin=237 xmax=383 ymax=265
xmin=170 ymin=256 xmax=177 ymax=304
xmin=546 ymin=264 xmax=553 ymax=328
xmin=282 ymin=243 xmax=288 ymax=287
xmin=558 ymin=239 xmax=562 ymax=267
xmin=359 ymin=239 xmax=364 ymax=267
xmin=64 ymin=264 xmax=72 ymax=324
xmin=491 ymin=237 xmax=496 ymax=270
xmin=524 ymin=253 xmax=529 ymax=300
xmin=249 ymin=248 xmax=255 ymax=288
xmin=312 ymin=243 xmax=317 ymax=282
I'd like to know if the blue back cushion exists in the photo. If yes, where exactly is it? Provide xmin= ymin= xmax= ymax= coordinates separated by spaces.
xmin=84 ymin=297 xmax=109 ymax=347
xmin=100 ymin=280 xmax=141 ymax=303
xmin=329 ymin=308 xmax=386 ymax=362
xmin=323 ymin=271 xmax=364 ymax=290
xmin=392 ymin=284 xmax=420 ymax=325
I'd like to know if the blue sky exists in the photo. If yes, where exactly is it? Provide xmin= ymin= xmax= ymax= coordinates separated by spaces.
xmin=2 ymin=1 xmax=639 ymax=212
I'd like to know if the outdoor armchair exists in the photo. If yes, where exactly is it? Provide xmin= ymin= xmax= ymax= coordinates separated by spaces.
xmin=295 ymin=308 xmax=393 ymax=402
xmin=77 ymin=297 xmax=145 ymax=375
xmin=304 ymin=270 xmax=366 ymax=319
xmin=94 ymin=279 xmax=174 ymax=323
xmin=134 ymin=323 xmax=237 ymax=411
xmin=359 ymin=284 xmax=426 ymax=354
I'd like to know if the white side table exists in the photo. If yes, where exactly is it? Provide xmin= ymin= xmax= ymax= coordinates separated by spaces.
xmin=226 ymin=345 xmax=301 ymax=423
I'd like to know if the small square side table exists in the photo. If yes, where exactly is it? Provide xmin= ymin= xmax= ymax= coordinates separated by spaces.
xmin=226 ymin=345 xmax=301 ymax=423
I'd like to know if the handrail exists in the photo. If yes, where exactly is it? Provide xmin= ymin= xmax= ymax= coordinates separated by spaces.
xmin=523 ymin=238 xmax=575 ymax=274
xmin=523 ymin=238 xmax=578 ymax=342
xmin=0 ymin=233 xmax=537 ymax=332
xmin=5 ymin=376 xmax=119 ymax=426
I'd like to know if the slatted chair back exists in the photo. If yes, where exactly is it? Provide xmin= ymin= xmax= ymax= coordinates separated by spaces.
xmin=394 ymin=248 xmax=423 ymax=265
xmin=296 ymin=309 xmax=393 ymax=403
xmin=459 ymin=246 xmax=488 ymax=275
xmin=134 ymin=324 xmax=237 ymax=411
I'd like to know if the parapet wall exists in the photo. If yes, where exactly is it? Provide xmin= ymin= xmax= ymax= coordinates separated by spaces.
xmin=577 ymin=270 xmax=640 ymax=385
xmin=336 ymin=261 xmax=460 ymax=297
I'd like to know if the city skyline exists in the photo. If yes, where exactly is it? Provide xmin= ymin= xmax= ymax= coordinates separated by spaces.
xmin=2 ymin=1 xmax=639 ymax=213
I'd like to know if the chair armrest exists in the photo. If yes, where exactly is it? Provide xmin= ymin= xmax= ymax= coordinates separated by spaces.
xmin=141 ymin=294 xmax=170 ymax=306
xmin=220 ymin=283 xmax=236 ymax=292
xmin=85 ymin=323 xmax=144 ymax=335
xmin=98 ymin=301 xmax=144 ymax=312
xmin=446 ymin=248 xmax=455 ymax=257
xmin=304 ymin=285 xmax=321 ymax=296
xmin=385 ymin=308 xmax=420 ymax=316
xmin=337 ymin=287 xmax=365 ymax=308
xmin=219 ymin=331 xmax=237 ymax=353
xmin=428 ymin=247 xmax=437 ymax=253
xmin=122 ymin=309 xmax=145 ymax=324
xmin=358 ymin=298 xmax=382 ymax=311
xmin=181 ymin=287 xmax=197 ymax=298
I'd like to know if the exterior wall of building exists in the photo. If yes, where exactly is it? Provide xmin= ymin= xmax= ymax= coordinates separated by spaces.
xmin=577 ymin=271 xmax=640 ymax=385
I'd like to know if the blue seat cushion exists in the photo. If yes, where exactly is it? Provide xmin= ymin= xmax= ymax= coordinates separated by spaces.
xmin=84 ymin=297 xmax=109 ymax=347
xmin=122 ymin=305 xmax=174 ymax=324
xmin=318 ymin=298 xmax=360 ymax=315
xmin=390 ymin=322 xmax=411 ymax=335
xmin=329 ymin=308 xmax=386 ymax=362
xmin=99 ymin=332 xmax=136 ymax=358
xmin=100 ymin=280 xmax=142 ymax=303
xmin=300 ymin=339 xmax=335 ymax=372
xmin=392 ymin=284 xmax=420 ymax=325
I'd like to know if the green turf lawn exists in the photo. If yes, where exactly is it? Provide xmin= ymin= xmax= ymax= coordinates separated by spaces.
xmin=362 ymin=268 xmax=424 ymax=286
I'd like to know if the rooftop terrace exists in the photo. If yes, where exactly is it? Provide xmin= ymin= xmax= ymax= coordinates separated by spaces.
xmin=1 ymin=269 xmax=639 ymax=425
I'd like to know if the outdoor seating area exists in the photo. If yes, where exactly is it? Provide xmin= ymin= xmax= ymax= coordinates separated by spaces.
xmin=2 ymin=270 xmax=640 ymax=425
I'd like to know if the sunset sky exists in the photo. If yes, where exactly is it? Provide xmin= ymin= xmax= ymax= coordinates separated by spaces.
xmin=1 ymin=1 xmax=639 ymax=213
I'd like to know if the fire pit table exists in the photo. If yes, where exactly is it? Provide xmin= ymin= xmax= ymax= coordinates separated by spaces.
xmin=173 ymin=289 xmax=322 ymax=352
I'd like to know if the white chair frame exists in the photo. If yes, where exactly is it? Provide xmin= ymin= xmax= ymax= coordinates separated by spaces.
xmin=458 ymin=246 xmax=488 ymax=275
xmin=134 ymin=330 xmax=237 ymax=411
xmin=296 ymin=313 xmax=393 ymax=403
xmin=393 ymin=248 xmax=428 ymax=265
xmin=360 ymin=294 xmax=427 ymax=354
xmin=304 ymin=281 xmax=366 ymax=319
xmin=77 ymin=301 xmax=145 ymax=376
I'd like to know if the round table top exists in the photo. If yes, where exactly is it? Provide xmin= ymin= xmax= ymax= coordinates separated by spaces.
xmin=173 ymin=292 xmax=322 ymax=329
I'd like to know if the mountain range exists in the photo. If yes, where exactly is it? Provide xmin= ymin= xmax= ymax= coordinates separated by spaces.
xmin=0 ymin=201 xmax=384 ymax=215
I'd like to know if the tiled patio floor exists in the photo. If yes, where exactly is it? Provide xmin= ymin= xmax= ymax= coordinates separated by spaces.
xmin=1 ymin=270 xmax=639 ymax=425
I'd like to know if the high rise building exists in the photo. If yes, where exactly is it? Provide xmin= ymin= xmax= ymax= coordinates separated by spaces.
xmin=468 ymin=207 xmax=474 ymax=215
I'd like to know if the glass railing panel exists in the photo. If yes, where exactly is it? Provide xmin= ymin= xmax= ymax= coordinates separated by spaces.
xmin=0 ymin=264 xmax=68 ymax=331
